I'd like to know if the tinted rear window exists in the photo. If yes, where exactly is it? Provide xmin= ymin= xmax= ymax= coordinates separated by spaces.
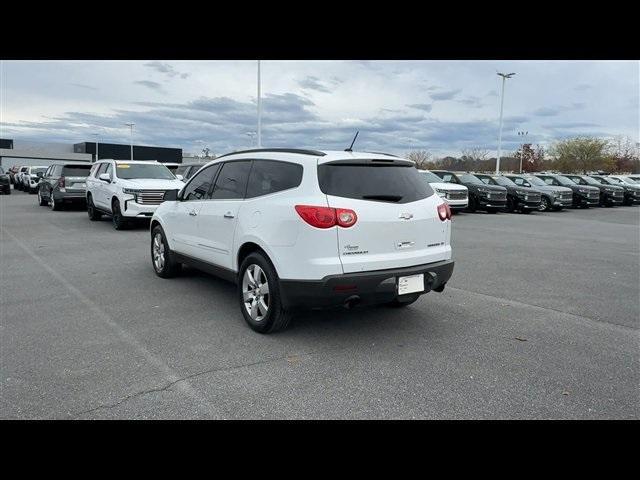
xmin=318 ymin=162 xmax=434 ymax=204
xmin=62 ymin=165 xmax=91 ymax=177
xmin=246 ymin=160 xmax=303 ymax=198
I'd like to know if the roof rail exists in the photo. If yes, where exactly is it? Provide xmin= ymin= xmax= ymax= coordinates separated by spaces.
xmin=216 ymin=148 xmax=326 ymax=159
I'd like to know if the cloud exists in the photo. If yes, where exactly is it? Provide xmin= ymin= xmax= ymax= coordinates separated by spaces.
xmin=144 ymin=61 xmax=190 ymax=79
xmin=297 ymin=76 xmax=332 ymax=93
xmin=430 ymin=88 xmax=462 ymax=101
xmin=407 ymin=103 xmax=433 ymax=112
xmin=457 ymin=96 xmax=484 ymax=108
xmin=70 ymin=83 xmax=98 ymax=91
xmin=533 ymin=107 xmax=560 ymax=117
xmin=574 ymin=84 xmax=592 ymax=91
xmin=134 ymin=80 xmax=164 ymax=92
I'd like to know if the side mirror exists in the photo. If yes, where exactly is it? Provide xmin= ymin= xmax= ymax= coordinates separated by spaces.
xmin=99 ymin=173 xmax=111 ymax=183
xmin=523 ymin=182 xmax=531 ymax=187
xmin=176 ymin=174 xmax=184 ymax=181
xmin=163 ymin=189 xmax=179 ymax=201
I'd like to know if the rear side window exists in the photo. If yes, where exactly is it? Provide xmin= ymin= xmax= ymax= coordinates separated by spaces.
xmin=318 ymin=162 xmax=434 ymax=204
xmin=62 ymin=165 xmax=91 ymax=177
xmin=246 ymin=160 xmax=303 ymax=198
xmin=210 ymin=161 xmax=252 ymax=200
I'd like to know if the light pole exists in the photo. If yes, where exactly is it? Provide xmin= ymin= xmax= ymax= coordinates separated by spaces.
xmin=124 ymin=123 xmax=135 ymax=160
xmin=257 ymin=60 xmax=262 ymax=148
xmin=496 ymin=72 xmax=516 ymax=174
xmin=517 ymin=130 xmax=528 ymax=173
xmin=91 ymin=133 xmax=100 ymax=163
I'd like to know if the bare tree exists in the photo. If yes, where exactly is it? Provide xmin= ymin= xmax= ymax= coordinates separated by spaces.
xmin=460 ymin=147 xmax=490 ymax=162
xmin=406 ymin=150 xmax=433 ymax=170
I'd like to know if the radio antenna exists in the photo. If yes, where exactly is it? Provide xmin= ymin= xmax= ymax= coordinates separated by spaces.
xmin=345 ymin=131 xmax=359 ymax=152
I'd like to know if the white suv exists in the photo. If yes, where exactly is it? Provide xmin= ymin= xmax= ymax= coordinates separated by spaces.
xmin=85 ymin=160 xmax=185 ymax=230
xmin=418 ymin=170 xmax=469 ymax=211
xmin=150 ymin=149 xmax=454 ymax=333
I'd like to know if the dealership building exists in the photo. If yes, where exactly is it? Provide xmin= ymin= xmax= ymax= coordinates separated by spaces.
xmin=0 ymin=138 xmax=184 ymax=169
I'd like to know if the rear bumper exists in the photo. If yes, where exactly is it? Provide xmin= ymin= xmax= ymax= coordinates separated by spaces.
xmin=279 ymin=259 xmax=454 ymax=309
xmin=53 ymin=191 xmax=86 ymax=201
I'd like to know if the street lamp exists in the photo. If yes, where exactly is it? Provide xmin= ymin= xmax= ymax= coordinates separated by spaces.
xmin=257 ymin=60 xmax=262 ymax=148
xmin=91 ymin=133 xmax=100 ymax=163
xmin=246 ymin=131 xmax=257 ymax=147
xmin=496 ymin=72 xmax=516 ymax=174
xmin=517 ymin=130 xmax=528 ymax=173
xmin=124 ymin=123 xmax=135 ymax=160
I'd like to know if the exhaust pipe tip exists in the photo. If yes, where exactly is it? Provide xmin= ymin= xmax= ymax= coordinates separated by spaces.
xmin=343 ymin=295 xmax=361 ymax=309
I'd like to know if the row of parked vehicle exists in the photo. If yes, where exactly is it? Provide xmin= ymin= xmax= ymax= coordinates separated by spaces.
xmin=4 ymin=151 xmax=639 ymax=334
xmin=418 ymin=170 xmax=640 ymax=214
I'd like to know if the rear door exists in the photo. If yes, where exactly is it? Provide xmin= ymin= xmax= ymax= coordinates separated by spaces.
xmin=318 ymin=159 xmax=451 ymax=273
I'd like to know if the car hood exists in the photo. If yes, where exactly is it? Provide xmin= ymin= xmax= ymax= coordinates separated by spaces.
xmin=117 ymin=178 xmax=184 ymax=190
xmin=472 ymin=184 xmax=507 ymax=192
xmin=429 ymin=182 xmax=467 ymax=192
xmin=532 ymin=184 xmax=572 ymax=194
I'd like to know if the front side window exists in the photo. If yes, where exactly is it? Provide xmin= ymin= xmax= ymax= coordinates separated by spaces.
xmin=420 ymin=171 xmax=445 ymax=183
xmin=509 ymin=176 xmax=526 ymax=186
xmin=494 ymin=176 xmax=516 ymax=187
xmin=95 ymin=163 xmax=108 ymax=177
xmin=475 ymin=174 xmax=499 ymax=185
xmin=105 ymin=163 xmax=113 ymax=180
xmin=566 ymin=175 xmax=587 ymax=185
xmin=245 ymin=160 xmax=303 ymax=198
xmin=114 ymin=163 xmax=175 ymax=180
xmin=210 ymin=161 xmax=252 ymax=200
xmin=182 ymin=164 xmax=220 ymax=201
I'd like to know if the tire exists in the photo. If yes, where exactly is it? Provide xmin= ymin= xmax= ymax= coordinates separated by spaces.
xmin=466 ymin=195 xmax=477 ymax=213
xmin=505 ymin=197 xmax=515 ymax=213
xmin=521 ymin=208 xmax=532 ymax=214
xmin=486 ymin=208 xmax=499 ymax=214
xmin=38 ymin=190 xmax=48 ymax=206
xmin=87 ymin=194 xmax=102 ymax=221
xmin=49 ymin=194 xmax=62 ymax=211
xmin=388 ymin=293 xmax=420 ymax=308
xmin=539 ymin=196 xmax=551 ymax=211
xmin=151 ymin=225 xmax=181 ymax=278
xmin=238 ymin=251 xmax=292 ymax=333
xmin=111 ymin=199 xmax=127 ymax=230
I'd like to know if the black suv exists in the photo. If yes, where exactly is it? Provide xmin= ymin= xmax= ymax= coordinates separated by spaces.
xmin=564 ymin=174 xmax=624 ymax=207
xmin=588 ymin=175 xmax=640 ymax=206
xmin=431 ymin=170 xmax=507 ymax=213
xmin=0 ymin=166 xmax=10 ymax=194
xmin=485 ymin=174 xmax=542 ymax=214
xmin=534 ymin=173 xmax=600 ymax=208
xmin=505 ymin=174 xmax=574 ymax=211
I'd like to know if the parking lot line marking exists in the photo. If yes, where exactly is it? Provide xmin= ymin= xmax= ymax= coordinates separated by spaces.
xmin=447 ymin=286 xmax=638 ymax=333
xmin=2 ymin=227 xmax=225 ymax=419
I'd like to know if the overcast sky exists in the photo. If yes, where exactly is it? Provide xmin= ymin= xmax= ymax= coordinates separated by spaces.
xmin=1 ymin=60 xmax=638 ymax=157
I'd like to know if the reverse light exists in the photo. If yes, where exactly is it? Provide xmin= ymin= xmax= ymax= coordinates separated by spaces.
xmin=295 ymin=205 xmax=357 ymax=229
xmin=437 ymin=203 xmax=452 ymax=221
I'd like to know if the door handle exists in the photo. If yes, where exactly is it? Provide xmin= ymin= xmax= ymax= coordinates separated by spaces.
xmin=223 ymin=212 xmax=235 ymax=218
xmin=188 ymin=210 xmax=198 ymax=216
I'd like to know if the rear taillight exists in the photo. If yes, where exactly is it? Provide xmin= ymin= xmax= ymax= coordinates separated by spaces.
xmin=58 ymin=176 xmax=66 ymax=188
xmin=295 ymin=205 xmax=358 ymax=229
xmin=437 ymin=203 xmax=452 ymax=221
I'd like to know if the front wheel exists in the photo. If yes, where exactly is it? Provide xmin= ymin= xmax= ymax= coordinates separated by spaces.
xmin=38 ymin=190 xmax=48 ymax=206
xmin=111 ymin=199 xmax=127 ymax=230
xmin=539 ymin=196 xmax=551 ymax=211
xmin=239 ymin=252 xmax=291 ymax=333
xmin=87 ymin=195 xmax=102 ymax=221
xmin=151 ymin=225 xmax=181 ymax=278
xmin=521 ymin=208 xmax=532 ymax=214
xmin=486 ymin=208 xmax=499 ymax=214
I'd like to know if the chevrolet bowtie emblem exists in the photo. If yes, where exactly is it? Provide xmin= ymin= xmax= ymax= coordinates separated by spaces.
xmin=399 ymin=213 xmax=413 ymax=220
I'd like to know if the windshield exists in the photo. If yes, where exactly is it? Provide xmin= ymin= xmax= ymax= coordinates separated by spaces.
xmin=578 ymin=176 xmax=602 ymax=186
xmin=115 ymin=163 xmax=175 ymax=180
xmin=589 ymin=176 xmax=609 ymax=185
xmin=626 ymin=176 xmax=640 ymax=183
xmin=494 ymin=176 xmax=516 ymax=187
xmin=435 ymin=172 xmax=460 ymax=184
xmin=554 ymin=175 xmax=579 ymax=186
xmin=523 ymin=176 xmax=546 ymax=186
xmin=475 ymin=174 xmax=499 ymax=185
xmin=606 ymin=177 xmax=623 ymax=184
xmin=30 ymin=167 xmax=47 ymax=175
xmin=458 ymin=174 xmax=484 ymax=185
xmin=420 ymin=171 xmax=445 ymax=183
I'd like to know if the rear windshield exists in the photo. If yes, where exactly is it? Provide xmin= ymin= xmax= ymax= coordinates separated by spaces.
xmin=318 ymin=162 xmax=434 ymax=204
xmin=62 ymin=165 xmax=91 ymax=177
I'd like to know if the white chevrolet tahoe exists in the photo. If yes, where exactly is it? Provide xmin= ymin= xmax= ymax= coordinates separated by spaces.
xmin=150 ymin=149 xmax=455 ymax=333
xmin=418 ymin=170 xmax=469 ymax=211
xmin=85 ymin=160 xmax=185 ymax=230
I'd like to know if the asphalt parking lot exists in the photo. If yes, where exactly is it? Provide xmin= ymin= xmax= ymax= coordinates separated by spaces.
xmin=1 ymin=187 xmax=638 ymax=419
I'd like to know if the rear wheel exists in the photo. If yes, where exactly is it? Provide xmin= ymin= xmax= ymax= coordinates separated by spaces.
xmin=87 ymin=194 xmax=102 ymax=221
xmin=239 ymin=252 xmax=291 ymax=333
xmin=111 ymin=199 xmax=127 ymax=230
xmin=49 ymin=194 xmax=62 ymax=211
xmin=151 ymin=226 xmax=181 ymax=278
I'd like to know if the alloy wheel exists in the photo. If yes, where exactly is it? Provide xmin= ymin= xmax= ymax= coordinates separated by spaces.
xmin=152 ymin=233 xmax=165 ymax=271
xmin=242 ymin=264 xmax=270 ymax=322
